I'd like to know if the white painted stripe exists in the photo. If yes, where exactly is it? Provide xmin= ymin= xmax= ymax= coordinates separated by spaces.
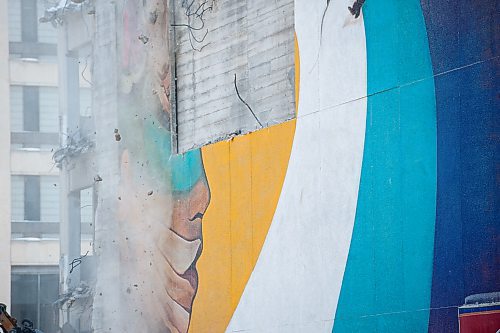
xmin=225 ymin=1 xmax=367 ymax=332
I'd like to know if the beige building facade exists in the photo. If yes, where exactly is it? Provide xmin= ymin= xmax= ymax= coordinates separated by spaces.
xmin=0 ymin=0 xmax=12 ymax=312
xmin=0 ymin=1 xmax=92 ymax=331
xmin=1 ymin=1 xmax=60 ymax=331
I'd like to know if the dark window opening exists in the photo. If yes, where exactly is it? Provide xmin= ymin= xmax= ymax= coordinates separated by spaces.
xmin=24 ymin=176 xmax=41 ymax=222
xmin=21 ymin=0 xmax=38 ymax=43
xmin=22 ymin=86 xmax=40 ymax=148
xmin=11 ymin=270 xmax=59 ymax=333
xmin=23 ymin=86 xmax=40 ymax=132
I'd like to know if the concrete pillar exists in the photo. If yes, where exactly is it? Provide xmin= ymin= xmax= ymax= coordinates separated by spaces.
xmin=58 ymin=23 xmax=83 ymax=294
xmin=57 ymin=15 xmax=84 ymax=331
xmin=91 ymin=1 xmax=124 ymax=331
xmin=0 ymin=0 xmax=12 ymax=308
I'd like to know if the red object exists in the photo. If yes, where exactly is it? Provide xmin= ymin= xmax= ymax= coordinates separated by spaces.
xmin=459 ymin=303 xmax=500 ymax=333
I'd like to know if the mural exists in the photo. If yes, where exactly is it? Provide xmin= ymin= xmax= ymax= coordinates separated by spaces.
xmin=116 ymin=1 xmax=209 ymax=332
xmin=197 ymin=0 xmax=498 ymax=332
xmin=107 ymin=0 xmax=498 ymax=332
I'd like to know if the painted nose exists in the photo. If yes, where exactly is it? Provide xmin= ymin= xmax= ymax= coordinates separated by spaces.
xmin=171 ymin=179 xmax=210 ymax=242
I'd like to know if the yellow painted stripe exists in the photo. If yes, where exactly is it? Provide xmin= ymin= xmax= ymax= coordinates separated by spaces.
xmin=189 ymin=35 xmax=300 ymax=333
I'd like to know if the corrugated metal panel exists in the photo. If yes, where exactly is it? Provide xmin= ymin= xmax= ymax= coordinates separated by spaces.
xmin=39 ymin=87 xmax=59 ymax=133
xmin=40 ymin=176 xmax=59 ymax=223
xmin=8 ymin=0 xmax=22 ymax=42
xmin=10 ymin=86 xmax=24 ymax=132
xmin=80 ymin=188 xmax=93 ymax=224
xmin=11 ymin=176 xmax=25 ymax=221
xmin=37 ymin=0 xmax=57 ymax=44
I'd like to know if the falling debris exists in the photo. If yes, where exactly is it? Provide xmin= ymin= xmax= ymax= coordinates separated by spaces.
xmin=53 ymin=282 xmax=91 ymax=310
xmin=149 ymin=10 xmax=158 ymax=24
xmin=114 ymin=128 xmax=122 ymax=141
xmin=138 ymin=34 xmax=150 ymax=44
xmin=147 ymin=190 xmax=154 ymax=196
xmin=52 ymin=135 xmax=94 ymax=168
xmin=94 ymin=175 xmax=103 ymax=182
xmin=39 ymin=0 xmax=88 ymax=25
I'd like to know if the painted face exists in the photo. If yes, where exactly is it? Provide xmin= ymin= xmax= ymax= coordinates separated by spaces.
xmin=116 ymin=1 xmax=210 ymax=332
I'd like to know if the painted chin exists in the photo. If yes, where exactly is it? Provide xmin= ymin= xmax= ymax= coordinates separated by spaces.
xmin=159 ymin=223 xmax=202 ymax=333
xmin=167 ymin=213 xmax=204 ymax=309
xmin=182 ymin=264 xmax=199 ymax=291
xmin=165 ymin=180 xmax=209 ymax=331
xmin=161 ymin=221 xmax=203 ymax=333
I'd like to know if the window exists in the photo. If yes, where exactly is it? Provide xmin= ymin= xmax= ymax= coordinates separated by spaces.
xmin=11 ymin=175 xmax=60 ymax=238
xmin=21 ymin=0 xmax=38 ymax=43
xmin=39 ymin=86 xmax=59 ymax=133
xmin=8 ymin=0 xmax=58 ymax=58
xmin=11 ymin=267 xmax=59 ymax=333
xmin=11 ymin=175 xmax=60 ymax=223
xmin=10 ymin=86 xmax=24 ymax=133
xmin=11 ymin=86 xmax=59 ymax=133
xmin=8 ymin=0 xmax=58 ymax=44
xmin=36 ymin=0 xmax=58 ymax=44
xmin=8 ymin=0 xmax=22 ymax=42
xmin=10 ymin=85 xmax=59 ymax=149
xmin=24 ymin=175 xmax=41 ymax=221
xmin=23 ymin=86 xmax=40 ymax=133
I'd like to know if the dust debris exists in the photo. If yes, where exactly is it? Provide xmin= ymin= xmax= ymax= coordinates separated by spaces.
xmin=114 ymin=128 xmax=121 ymax=141
xmin=138 ymin=34 xmax=149 ymax=44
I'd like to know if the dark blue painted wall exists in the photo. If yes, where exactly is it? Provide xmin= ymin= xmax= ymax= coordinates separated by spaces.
xmin=420 ymin=0 xmax=500 ymax=331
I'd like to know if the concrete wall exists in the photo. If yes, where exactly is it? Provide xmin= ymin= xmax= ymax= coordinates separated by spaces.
xmin=10 ymin=151 xmax=58 ymax=176
xmin=10 ymin=240 xmax=92 ymax=266
xmin=0 ymin=0 xmax=12 ymax=309
xmin=174 ymin=0 xmax=295 ymax=151
xmin=91 ymin=1 xmax=123 ymax=331
xmin=9 ymin=60 xmax=91 ymax=87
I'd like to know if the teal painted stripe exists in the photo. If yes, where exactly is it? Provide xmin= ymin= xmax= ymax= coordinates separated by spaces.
xmin=333 ymin=1 xmax=437 ymax=332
